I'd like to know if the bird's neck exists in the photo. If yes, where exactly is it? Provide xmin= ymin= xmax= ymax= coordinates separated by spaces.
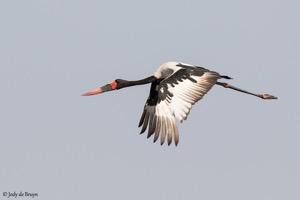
xmin=119 ymin=76 xmax=158 ymax=89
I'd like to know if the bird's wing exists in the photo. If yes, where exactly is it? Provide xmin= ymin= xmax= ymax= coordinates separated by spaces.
xmin=139 ymin=67 xmax=220 ymax=146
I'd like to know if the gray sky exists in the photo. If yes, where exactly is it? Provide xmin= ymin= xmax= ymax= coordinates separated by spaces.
xmin=0 ymin=0 xmax=299 ymax=199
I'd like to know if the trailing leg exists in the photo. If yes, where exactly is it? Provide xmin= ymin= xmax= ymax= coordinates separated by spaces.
xmin=216 ymin=82 xmax=278 ymax=100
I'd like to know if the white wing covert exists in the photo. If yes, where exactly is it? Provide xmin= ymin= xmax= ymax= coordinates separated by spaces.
xmin=139 ymin=64 xmax=220 ymax=146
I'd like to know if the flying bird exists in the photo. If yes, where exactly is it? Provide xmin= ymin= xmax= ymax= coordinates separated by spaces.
xmin=82 ymin=62 xmax=277 ymax=146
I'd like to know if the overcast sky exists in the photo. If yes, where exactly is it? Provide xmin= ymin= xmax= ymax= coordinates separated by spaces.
xmin=0 ymin=0 xmax=299 ymax=200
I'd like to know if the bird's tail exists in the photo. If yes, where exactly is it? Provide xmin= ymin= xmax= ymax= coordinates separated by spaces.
xmin=220 ymin=75 xmax=232 ymax=79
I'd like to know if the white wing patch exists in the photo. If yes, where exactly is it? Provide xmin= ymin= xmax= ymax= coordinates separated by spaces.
xmin=139 ymin=66 xmax=220 ymax=146
xmin=152 ymin=71 xmax=219 ymax=145
xmin=154 ymin=97 xmax=179 ymax=145
xmin=167 ymin=72 xmax=220 ymax=122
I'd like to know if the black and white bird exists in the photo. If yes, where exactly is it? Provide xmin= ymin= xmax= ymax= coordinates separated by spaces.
xmin=82 ymin=62 xmax=277 ymax=146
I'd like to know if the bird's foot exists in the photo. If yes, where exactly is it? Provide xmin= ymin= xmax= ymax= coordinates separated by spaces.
xmin=260 ymin=94 xmax=278 ymax=100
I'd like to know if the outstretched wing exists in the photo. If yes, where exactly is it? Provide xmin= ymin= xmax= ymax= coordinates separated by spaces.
xmin=139 ymin=66 xmax=220 ymax=146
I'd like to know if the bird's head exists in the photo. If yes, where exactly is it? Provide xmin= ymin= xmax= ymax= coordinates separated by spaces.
xmin=81 ymin=79 xmax=127 ymax=96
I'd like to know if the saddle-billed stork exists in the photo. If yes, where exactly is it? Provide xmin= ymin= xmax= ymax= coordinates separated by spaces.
xmin=82 ymin=62 xmax=277 ymax=146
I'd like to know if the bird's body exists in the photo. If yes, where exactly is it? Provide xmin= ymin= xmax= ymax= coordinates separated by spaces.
xmin=82 ymin=62 xmax=277 ymax=146
xmin=139 ymin=62 xmax=223 ymax=146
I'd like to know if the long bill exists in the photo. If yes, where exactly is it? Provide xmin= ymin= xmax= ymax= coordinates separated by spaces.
xmin=81 ymin=81 xmax=117 ymax=96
